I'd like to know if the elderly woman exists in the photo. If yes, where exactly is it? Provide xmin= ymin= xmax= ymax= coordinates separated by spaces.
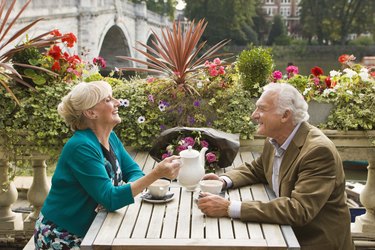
xmin=34 ymin=81 xmax=181 ymax=249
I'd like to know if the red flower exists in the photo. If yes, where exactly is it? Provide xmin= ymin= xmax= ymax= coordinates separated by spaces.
xmin=324 ymin=77 xmax=332 ymax=88
xmin=48 ymin=45 xmax=62 ymax=60
xmin=51 ymin=61 xmax=61 ymax=71
xmin=338 ymin=54 xmax=356 ymax=64
xmin=311 ymin=66 xmax=324 ymax=77
xmin=50 ymin=29 xmax=62 ymax=37
xmin=62 ymin=32 xmax=77 ymax=48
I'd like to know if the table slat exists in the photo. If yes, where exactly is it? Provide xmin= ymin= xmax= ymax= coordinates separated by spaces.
xmin=116 ymin=196 xmax=142 ymax=238
xmin=160 ymin=187 xmax=180 ymax=239
xmin=176 ymin=189 xmax=192 ymax=238
xmin=93 ymin=207 xmax=126 ymax=246
xmin=191 ymin=195 xmax=205 ymax=238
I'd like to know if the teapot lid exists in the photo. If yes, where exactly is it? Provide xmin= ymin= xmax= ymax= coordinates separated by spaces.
xmin=179 ymin=146 xmax=199 ymax=158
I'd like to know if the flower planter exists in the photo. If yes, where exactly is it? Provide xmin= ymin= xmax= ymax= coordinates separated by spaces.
xmin=240 ymin=130 xmax=375 ymax=162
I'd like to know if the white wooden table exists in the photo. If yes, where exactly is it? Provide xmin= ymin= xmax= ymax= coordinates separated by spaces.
xmin=81 ymin=149 xmax=300 ymax=250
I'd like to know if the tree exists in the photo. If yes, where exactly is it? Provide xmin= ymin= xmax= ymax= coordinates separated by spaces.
xmin=267 ymin=15 xmax=288 ymax=45
xmin=129 ymin=0 xmax=177 ymax=20
xmin=252 ymin=0 xmax=271 ymax=45
xmin=184 ymin=0 xmax=257 ymax=46
xmin=300 ymin=0 xmax=375 ymax=45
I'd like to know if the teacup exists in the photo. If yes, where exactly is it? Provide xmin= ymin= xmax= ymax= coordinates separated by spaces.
xmin=199 ymin=179 xmax=223 ymax=195
xmin=148 ymin=179 xmax=170 ymax=198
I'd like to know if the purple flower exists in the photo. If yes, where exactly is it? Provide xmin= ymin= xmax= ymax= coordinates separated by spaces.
xmin=194 ymin=100 xmax=200 ymax=107
xmin=148 ymin=94 xmax=154 ymax=103
xmin=160 ymin=124 xmax=166 ymax=131
xmin=188 ymin=116 xmax=195 ymax=125
xmin=184 ymin=137 xmax=195 ymax=146
xmin=206 ymin=152 xmax=217 ymax=163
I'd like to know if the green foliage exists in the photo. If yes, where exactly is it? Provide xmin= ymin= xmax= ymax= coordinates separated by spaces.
xmin=348 ymin=36 xmax=375 ymax=46
xmin=236 ymin=47 xmax=274 ymax=96
xmin=0 ymin=79 xmax=74 ymax=162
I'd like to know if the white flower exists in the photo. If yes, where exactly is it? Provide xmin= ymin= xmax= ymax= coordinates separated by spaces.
xmin=303 ymin=87 xmax=311 ymax=96
xmin=343 ymin=68 xmax=357 ymax=78
xmin=346 ymin=90 xmax=353 ymax=95
xmin=329 ymin=70 xmax=341 ymax=78
xmin=137 ymin=116 xmax=145 ymax=123
xmin=119 ymin=99 xmax=130 ymax=107
xmin=158 ymin=103 xmax=166 ymax=112
xmin=196 ymin=81 xmax=203 ymax=88
xmin=358 ymin=93 xmax=365 ymax=98
xmin=359 ymin=71 xmax=370 ymax=82
xmin=322 ymin=88 xmax=335 ymax=97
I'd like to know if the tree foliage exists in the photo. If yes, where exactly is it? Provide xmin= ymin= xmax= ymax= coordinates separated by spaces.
xmin=184 ymin=0 xmax=258 ymax=46
xmin=300 ymin=0 xmax=375 ymax=45
xmin=267 ymin=15 xmax=289 ymax=45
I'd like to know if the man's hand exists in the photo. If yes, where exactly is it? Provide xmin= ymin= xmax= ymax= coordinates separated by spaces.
xmin=197 ymin=192 xmax=230 ymax=217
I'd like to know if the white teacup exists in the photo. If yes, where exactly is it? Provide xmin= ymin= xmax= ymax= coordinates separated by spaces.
xmin=199 ymin=179 xmax=223 ymax=195
xmin=148 ymin=179 xmax=170 ymax=198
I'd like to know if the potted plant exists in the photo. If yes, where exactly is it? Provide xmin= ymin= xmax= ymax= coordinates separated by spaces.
xmin=112 ymin=20 xmax=257 ymax=151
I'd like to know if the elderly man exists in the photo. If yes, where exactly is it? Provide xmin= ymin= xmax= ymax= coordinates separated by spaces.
xmin=197 ymin=83 xmax=354 ymax=250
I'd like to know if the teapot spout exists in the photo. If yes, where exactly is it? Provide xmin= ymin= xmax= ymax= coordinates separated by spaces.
xmin=200 ymin=147 xmax=208 ymax=169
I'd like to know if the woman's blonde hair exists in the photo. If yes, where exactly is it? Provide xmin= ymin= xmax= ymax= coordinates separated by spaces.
xmin=58 ymin=81 xmax=112 ymax=131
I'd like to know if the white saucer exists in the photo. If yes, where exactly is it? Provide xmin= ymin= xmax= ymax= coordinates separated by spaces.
xmin=140 ymin=191 xmax=174 ymax=203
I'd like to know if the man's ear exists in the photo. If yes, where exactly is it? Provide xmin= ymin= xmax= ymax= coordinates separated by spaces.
xmin=281 ymin=109 xmax=292 ymax=123
xmin=83 ymin=109 xmax=98 ymax=120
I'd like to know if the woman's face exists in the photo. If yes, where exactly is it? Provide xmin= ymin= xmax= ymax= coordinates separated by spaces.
xmin=91 ymin=95 xmax=121 ymax=127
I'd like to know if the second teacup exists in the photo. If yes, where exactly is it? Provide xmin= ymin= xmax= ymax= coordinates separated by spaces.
xmin=199 ymin=179 xmax=223 ymax=195
xmin=148 ymin=179 xmax=170 ymax=198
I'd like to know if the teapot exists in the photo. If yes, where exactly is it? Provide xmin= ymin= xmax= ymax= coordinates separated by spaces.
xmin=178 ymin=146 xmax=208 ymax=191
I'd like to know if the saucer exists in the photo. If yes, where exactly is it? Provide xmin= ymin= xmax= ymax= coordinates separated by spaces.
xmin=140 ymin=191 xmax=174 ymax=203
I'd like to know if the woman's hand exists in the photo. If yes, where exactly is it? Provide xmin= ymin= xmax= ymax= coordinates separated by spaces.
xmin=153 ymin=155 xmax=181 ymax=180
xmin=130 ymin=155 xmax=181 ymax=197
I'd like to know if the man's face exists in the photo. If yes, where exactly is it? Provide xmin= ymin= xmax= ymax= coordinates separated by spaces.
xmin=251 ymin=92 xmax=283 ymax=138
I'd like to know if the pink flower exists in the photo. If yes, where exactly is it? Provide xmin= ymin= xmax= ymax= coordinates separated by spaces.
xmin=201 ymin=140 xmax=209 ymax=148
xmin=286 ymin=65 xmax=299 ymax=74
xmin=209 ymin=69 xmax=218 ymax=77
xmin=206 ymin=152 xmax=217 ymax=163
xmin=218 ymin=66 xmax=225 ymax=75
xmin=272 ymin=70 xmax=283 ymax=80
xmin=93 ymin=56 xmax=106 ymax=68
xmin=213 ymin=58 xmax=221 ymax=65
xmin=162 ymin=153 xmax=170 ymax=159
xmin=176 ymin=145 xmax=188 ymax=152
xmin=183 ymin=137 xmax=195 ymax=146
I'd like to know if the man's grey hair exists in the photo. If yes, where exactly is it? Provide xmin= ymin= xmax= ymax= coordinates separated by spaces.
xmin=262 ymin=82 xmax=309 ymax=125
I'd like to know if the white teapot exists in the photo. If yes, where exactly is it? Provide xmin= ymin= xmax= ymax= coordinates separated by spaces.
xmin=178 ymin=146 xmax=208 ymax=191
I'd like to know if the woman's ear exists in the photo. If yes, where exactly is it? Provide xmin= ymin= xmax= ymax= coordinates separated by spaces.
xmin=83 ymin=109 xmax=98 ymax=120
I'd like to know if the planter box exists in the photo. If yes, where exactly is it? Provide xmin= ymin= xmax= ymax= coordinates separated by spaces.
xmin=240 ymin=130 xmax=375 ymax=162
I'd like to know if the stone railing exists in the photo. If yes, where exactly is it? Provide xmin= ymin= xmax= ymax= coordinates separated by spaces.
xmin=0 ymin=151 xmax=50 ymax=243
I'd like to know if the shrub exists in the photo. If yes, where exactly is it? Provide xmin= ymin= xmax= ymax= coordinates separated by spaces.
xmin=236 ymin=47 xmax=274 ymax=96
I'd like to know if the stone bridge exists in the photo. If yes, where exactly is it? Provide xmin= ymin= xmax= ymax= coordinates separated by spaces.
xmin=8 ymin=0 xmax=170 ymax=72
